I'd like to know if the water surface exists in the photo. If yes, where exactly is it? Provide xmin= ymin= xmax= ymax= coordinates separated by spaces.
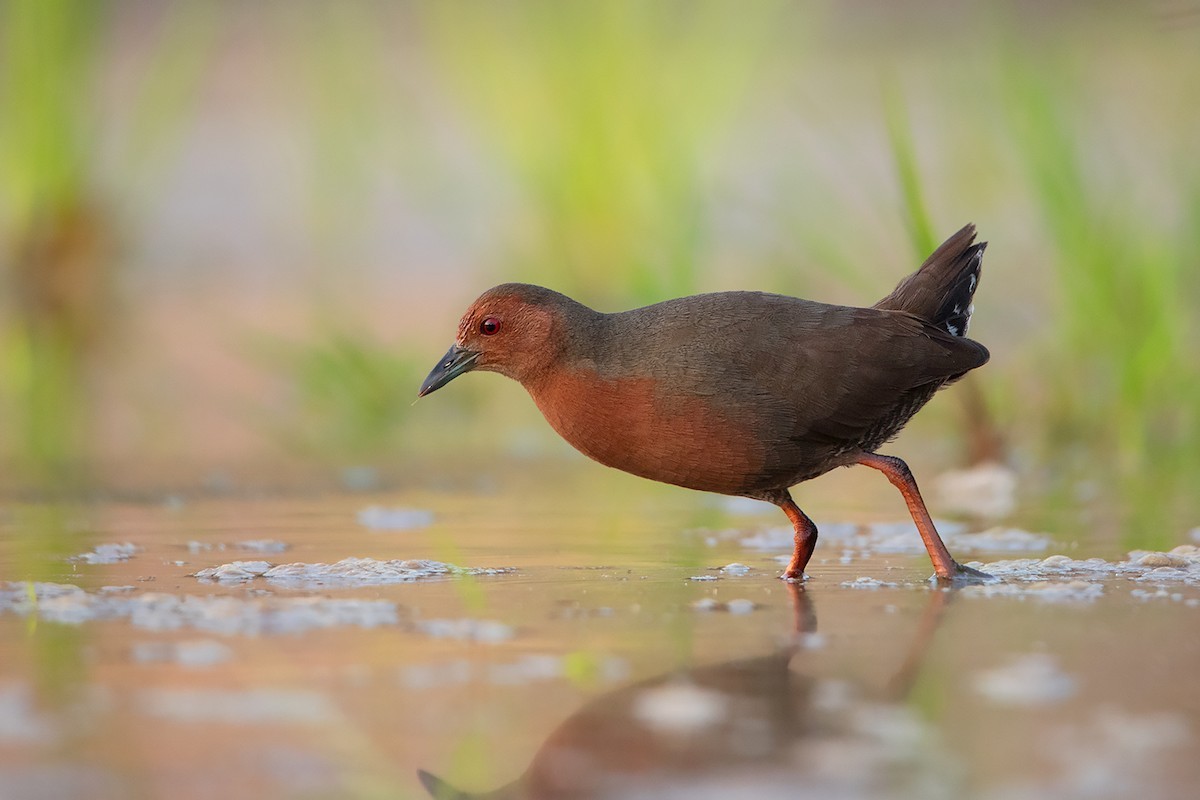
xmin=1 ymin=475 xmax=1197 ymax=799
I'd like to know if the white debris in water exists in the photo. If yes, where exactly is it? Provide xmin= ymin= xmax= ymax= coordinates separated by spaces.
xmin=197 ymin=561 xmax=273 ymax=581
xmin=632 ymin=681 xmax=729 ymax=734
xmin=810 ymin=679 xmax=855 ymax=712
xmin=71 ymin=543 xmax=140 ymax=564
xmin=1 ymin=582 xmax=399 ymax=636
xmin=1129 ymin=588 xmax=1187 ymax=603
xmin=237 ymin=539 xmax=290 ymax=553
xmin=194 ymin=557 xmax=512 ymax=587
xmin=409 ymin=662 xmax=480 ymax=691
xmin=798 ymin=632 xmax=827 ymax=650
xmin=1051 ymin=710 xmax=1190 ymax=791
xmin=0 ymin=683 xmax=57 ymax=744
xmin=841 ymin=577 xmax=899 ymax=590
xmin=973 ymin=654 xmax=1077 ymax=706
xmin=400 ymin=659 xmax=474 ymax=690
xmin=720 ymin=562 xmax=751 ymax=576
xmin=993 ymin=707 xmax=1193 ymax=799
xmin=400 ymin=654 xmax=630 ymax=690
xmin=689 ymin=575 xmax=719 ymax=582
xmin=132 ymin=640 xmax=234 ymax=668
xmin=850 ymin=704 xmax=933 ymax=752
xmin=934 ymin=461 xmax=1017 ymax=519
xmin=962 ymin=580 xmax=1104 ymax=604
xmin=725 ymin=598 xmax=756 ymax=615
xmin=355 ymin=505 xmax=434 ymax=530
xmin=138 ymin=688 xmax=337 ymax=725
xmin=415 ymin=618 xmax=514 ymax=643
xmin=486 ymin=654 xmax=563 ymax=684
xmin=1130 ymin=550 xmax=1189 ymax=568
xmin=970 ymin=545 xmax=1200 ymax=585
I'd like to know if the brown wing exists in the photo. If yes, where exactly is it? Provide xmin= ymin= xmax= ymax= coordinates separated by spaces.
xmin=597 ymin=292 xmax=988 ymax=491
xmin=738 ymin=305 xmax=987 ymax=487
xmin=779 ymin=309 xmax=985 ymax=439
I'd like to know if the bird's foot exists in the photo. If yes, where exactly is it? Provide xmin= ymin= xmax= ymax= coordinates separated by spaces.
xmin=779 ymin=570 xmax=809 ymax=583
xmin=932 ymin=560 xmax=996 ymax=587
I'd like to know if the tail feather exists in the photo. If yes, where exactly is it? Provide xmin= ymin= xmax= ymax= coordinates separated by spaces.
xmin=874 ymin=223 xmax=986 ymax=337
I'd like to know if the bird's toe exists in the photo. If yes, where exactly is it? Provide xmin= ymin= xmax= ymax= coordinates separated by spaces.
xmin=934 ymin=561 xmax=996 ymax=586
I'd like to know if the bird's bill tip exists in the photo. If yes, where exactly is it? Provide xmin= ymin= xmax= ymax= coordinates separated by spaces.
xmin=418 ymin=344 xmax=479 ymax=398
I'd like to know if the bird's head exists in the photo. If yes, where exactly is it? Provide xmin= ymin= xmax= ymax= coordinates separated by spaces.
xmin=418 ymin=283 xmax=586 ymax=397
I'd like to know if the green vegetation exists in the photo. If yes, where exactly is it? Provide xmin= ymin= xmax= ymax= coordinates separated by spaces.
xmin=422 ymin=0 xmax=783 ymax=306
xmin=995 ymin=37 xmax=1199 ymax=547
xmin=258 ymin=331 xmax=420 ymax=462
xmin=0 ymin=0 xmax=212 ymax=485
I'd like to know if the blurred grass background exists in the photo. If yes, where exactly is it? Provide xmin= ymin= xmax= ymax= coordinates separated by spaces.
xmin=1 ymin=0 xmax=1198 ymax=546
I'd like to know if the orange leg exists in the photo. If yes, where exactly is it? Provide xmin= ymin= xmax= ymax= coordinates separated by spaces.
xmin=855 ymin=451 xmax=990 ymax=582
xmin=779 ymin=493 xmax=818 ymax=581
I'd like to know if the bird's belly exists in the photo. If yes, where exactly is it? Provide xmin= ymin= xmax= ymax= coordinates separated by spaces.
xmin=529 ymin=368 xmax=764 ymax=495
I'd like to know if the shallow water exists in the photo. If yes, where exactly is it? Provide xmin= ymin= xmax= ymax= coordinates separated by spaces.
xmin=1 ymin=473 xmax=1198 ymax=800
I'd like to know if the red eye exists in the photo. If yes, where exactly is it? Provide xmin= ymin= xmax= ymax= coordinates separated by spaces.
xmin=480 ymin=317 xmax=501 ymax=336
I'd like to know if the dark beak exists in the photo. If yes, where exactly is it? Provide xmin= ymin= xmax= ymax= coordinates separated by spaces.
xmin=418 ymin=344 xmax=480 ymax=398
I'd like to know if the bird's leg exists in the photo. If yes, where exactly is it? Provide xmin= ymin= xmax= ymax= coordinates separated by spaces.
xmin=854 ymin=452 xmax=992 ymax=583
xmin=777 ymin=493 xmax=818 ymax=581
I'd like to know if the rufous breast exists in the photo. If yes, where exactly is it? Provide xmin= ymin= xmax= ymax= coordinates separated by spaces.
xmin=527 ymin=365 xmax=765 ymax=495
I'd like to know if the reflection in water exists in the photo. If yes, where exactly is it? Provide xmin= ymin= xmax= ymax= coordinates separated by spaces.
xmin=419 ymin=586 xmax=953 ymax=799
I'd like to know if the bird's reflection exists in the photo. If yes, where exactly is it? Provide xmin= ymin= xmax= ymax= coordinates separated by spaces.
xmin=420 ymin=586 xmax=952 ymax=800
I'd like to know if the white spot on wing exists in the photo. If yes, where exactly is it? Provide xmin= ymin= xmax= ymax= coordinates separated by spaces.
xmin=947 ymin=323 xmax=960 ymax=336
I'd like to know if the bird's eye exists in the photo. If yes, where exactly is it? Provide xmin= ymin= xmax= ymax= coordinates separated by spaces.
xmin=480 ymin=317 xmax=501 ymax=336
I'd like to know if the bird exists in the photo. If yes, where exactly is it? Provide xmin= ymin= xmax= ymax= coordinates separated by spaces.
xmin=418 ymin=224 xmax=991 ymax=583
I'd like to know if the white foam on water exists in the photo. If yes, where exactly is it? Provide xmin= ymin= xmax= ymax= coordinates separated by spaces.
xmin=841 ymin=577 xmax=900 ymax=590
xmin=970 ymin=546 xmax=1200 ymax=585
xmin=962 ymin=580 xmax=1104 ymax=604
xmin=71 ymin=543 xmax=140 ymax=564
xmin=632 ymin=681 xmax=729 ymax=734
xmin=399 ymin=654 xmax=630 ymax=690
xmin=132 ymin=640 xmax=234 ymax=668
xmin=138 ymin=688 xmax=337 ymax=725
xmin=1 ymin=581 xmax=399 ymax=635
xmin=0 ymin=683 xmax=57 ymax=744
xmin=973 ymin=654 xmax=1076 ymax=706
xmin=414 ymin=618 xmax=515 ymax=643
xmin=236 ymin=539 xmax=290 ymax=553
xmin=193 ymin=557 xmax=513 ymax=587
xmin=355 ymin=505 xmax=434 ymax=530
